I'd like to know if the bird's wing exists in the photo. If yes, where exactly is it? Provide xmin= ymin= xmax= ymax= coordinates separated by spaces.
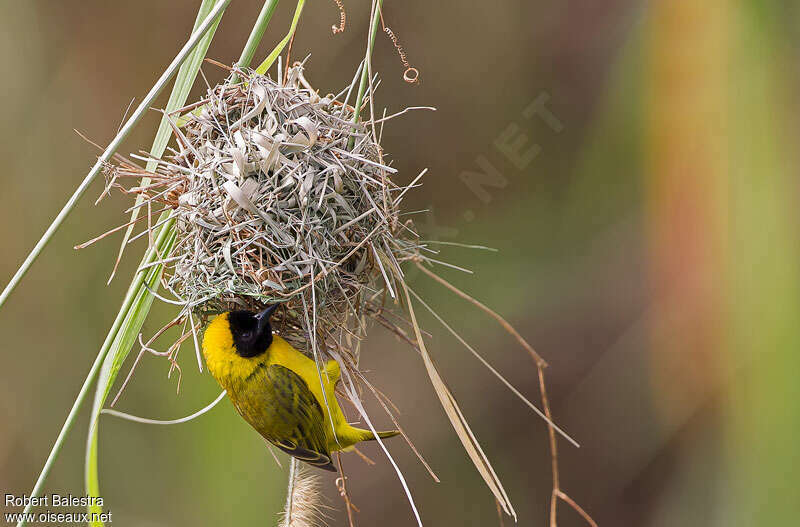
xmin=264 ymin=364 xmax=336 ymax=472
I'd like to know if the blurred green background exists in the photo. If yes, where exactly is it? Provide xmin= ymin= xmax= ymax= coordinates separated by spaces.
xmin=2 ymin=1 xmax=799 ymax=525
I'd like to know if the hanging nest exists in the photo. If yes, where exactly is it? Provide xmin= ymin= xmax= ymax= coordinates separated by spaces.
xmin=103 ymin=63 xmax=425 ymax=358
xmin=88 ymin=60 xmax=583 ymax=524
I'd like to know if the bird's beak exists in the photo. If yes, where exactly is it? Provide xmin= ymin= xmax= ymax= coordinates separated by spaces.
xmin=255 ymin=304 xmax=278 ymax=332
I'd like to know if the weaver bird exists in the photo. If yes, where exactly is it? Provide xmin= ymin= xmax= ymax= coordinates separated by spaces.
xmin=202 ymin=305 xmax=399 ymax=471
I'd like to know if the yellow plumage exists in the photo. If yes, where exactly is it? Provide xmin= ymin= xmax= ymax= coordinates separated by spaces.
xmin=202 ymin=309 xmax=398 ymax=471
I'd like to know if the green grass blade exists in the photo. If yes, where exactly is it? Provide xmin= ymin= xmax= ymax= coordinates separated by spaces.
xmin=236 ymin=0 xmax=281 ymax=77
xmin=84 ymin=2 xmax=227 ymax=521
xmin=86 ymin=227 xmax=176 ymax=526
xmin=0 ymin=2 xmax=230 ymax=317
xmin=347 ymin=0 xmax=384 ymax=149
xmin=176 ymin=0 xmax=280 ymax=130
xmin=11 ymin=3 xmax=231 ymax=526
xmin=254 ymin=0 xmax=305 ymax=75
xmin=109 ymin=0 xmax=224 ymax=284
xmin=84 ymin=1 xmax=289 ymax=523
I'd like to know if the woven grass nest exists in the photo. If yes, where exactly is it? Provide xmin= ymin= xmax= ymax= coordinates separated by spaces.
xmin=105 ymin=63 xmax=425 ymax=359
xmin=95 ymin=61 xmax=577 ymax=523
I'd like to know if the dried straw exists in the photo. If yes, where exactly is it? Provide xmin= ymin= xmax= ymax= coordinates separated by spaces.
xmin=103 ymin=63 xmax=425 ymax=366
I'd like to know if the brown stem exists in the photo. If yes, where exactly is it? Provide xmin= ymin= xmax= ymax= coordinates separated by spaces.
xmin=538 ymin=366 xmax=560 ymax=527
xmin=414 ymin=262 xmax=547 ymax=366
xmin=557 ymin=490 xmax=598 ymax=527
xmin=336 ymin=452 xmax=359 ymax=526
xmin=283 ymin=28 xmax=297 ymax=85
xmin=495 ymin=498 xmax=506 ymax=527
xmin=417 ymin=260 xmax=598 ymax=526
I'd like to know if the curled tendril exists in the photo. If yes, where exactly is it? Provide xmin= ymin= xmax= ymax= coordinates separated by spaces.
xmin=383 ymin=26 xmax=420 ymax=84
xmin=331 ymin=0 xmax=345 ymax=34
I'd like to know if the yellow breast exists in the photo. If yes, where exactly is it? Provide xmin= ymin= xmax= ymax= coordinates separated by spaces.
xmin=201 ymin=313 xmax=347 ymax=446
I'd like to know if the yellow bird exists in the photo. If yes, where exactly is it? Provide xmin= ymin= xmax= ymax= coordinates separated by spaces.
xmin=202 ymin=305 xmax=399 ymax=471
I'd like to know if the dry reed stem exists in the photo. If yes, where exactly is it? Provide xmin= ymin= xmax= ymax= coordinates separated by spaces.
xmin=352 ymin=368 xmax=440 ymax=482
xmin=414 ymin=262 xmax=547 ymax=367
xmin=335 ymin=452 xmax=358 ymax=527
xmin=349 ymin=446 xmax=375 ymax=466
xmin=495 ymin=499 xmax=506 ymax=527
xmin=400 ymin=279 xmax=516 ymax=519
xmin=556 ymin=490 xmax=598 ymax=527
xmin=416 ymin=261 xmax=596 ymax=527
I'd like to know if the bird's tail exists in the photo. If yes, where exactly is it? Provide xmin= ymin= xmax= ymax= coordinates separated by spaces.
xmin=355 ymin=427 xmax=400 ymax=442
xmin=340 ymin=426 xmax=400 ymax=450
xmin=372 ymin=429 xmax=401 ymax=440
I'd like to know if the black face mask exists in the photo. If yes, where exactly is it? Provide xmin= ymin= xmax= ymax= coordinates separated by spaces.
xmin=228 ymin=305 xmax=277 ymax=358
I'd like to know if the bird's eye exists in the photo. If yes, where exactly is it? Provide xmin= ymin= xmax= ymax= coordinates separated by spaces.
xmin=242 ymin=330 xmax=253 ymax=339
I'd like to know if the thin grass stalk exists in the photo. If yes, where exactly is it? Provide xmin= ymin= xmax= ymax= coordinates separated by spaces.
xmin=400 ymin=282 xmax=516 ymax=520
xmin=414 ymin=262 xmax=596 ymax=526
xmin=347 ymin=0 xmax=384 ymax=149
xmin=86 ymin=1 xmax=298 ymax=521
xmin=0 ymin=0 xmax=230 ymax=314
xmin=415 ymin=262 xmax=547 ymax=366
xmin=331 ymin=349 xmax=425 ymax=527
xmin=19 ymin=214 xmax=175 ymax=527
xmin=109 ymin=0 xmax=226 ymax=283
xmin=85 ymin=0 xmax=227 ymax=514
xmin=100 ymin=390 xmax=226 ymax=425
xmin=86 ymin=227 xmax=178 ymax=526
xmin=406 ymin=286 xmax=577 ymax=446
xmin=85 ymin=1 xmax=228 ymax=518
xmin=13 ymin=5 xmax=231 ymax=525
xmin=234 ymin=0 xmax=281 ymax=81
xmin=283 ymin=458 xmax=299 ymax=527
